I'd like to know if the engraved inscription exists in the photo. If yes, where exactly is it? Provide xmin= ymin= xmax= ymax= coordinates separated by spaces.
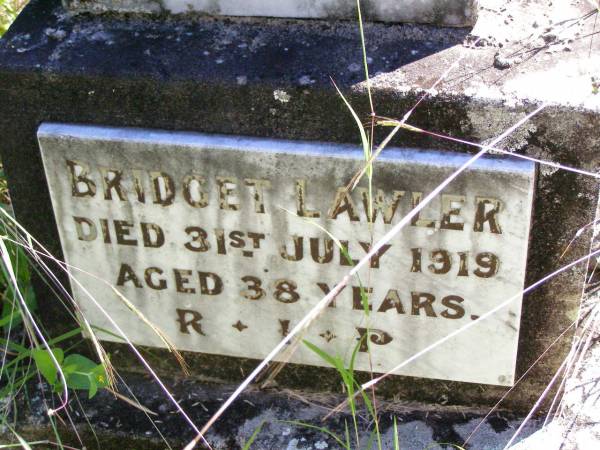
xmin=39 ymin=124 xmax=535 ymax=386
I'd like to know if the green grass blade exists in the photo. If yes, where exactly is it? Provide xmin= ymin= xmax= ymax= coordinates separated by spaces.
xmin=242 ymin=420 xmax=266 ymax=450
xmin=344 ymin=419 xmax=351 ymax=449
xmin=4 ymin=424 xmax=33 ymax=450
xmin=303 ymin=340 xmax=344 ymax=374
xmin=365 ymin=429 xmax=377 ymax=450
xmin=356 ymin=0 xmax=374 ymax=113
xmin=393 ymin=417 xmax=400 ymax=450
xmin=280 ymin=420 xmax=350 ymax=450
xmin=331 ymin=80 xmax=371 ymax=164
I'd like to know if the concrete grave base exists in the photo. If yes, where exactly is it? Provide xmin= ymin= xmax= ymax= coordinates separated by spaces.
xmin=0 ymin=0 xmax=599 ymax=435
xmin=1 ymin=375 xmax=542 ymax=449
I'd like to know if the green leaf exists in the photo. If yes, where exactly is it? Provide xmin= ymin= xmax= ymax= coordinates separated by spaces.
xmin=88 ymin=379 xmax=98 ymax=399
xmin=62 ymin=354 xmax=97 ymax=390
xmin=61 ymin=354 xmax=108 ymax=397
xmin=60 ymin=364 xmax=78 ymax=375
xmin=62 ymin=354 xmax=97 ymax=372
xmin=31 ymin=348 xmax=64 ymax=386
xmin=0 ymin=304 xmax=20 ymax=328
xmin=91 ymin=363 xmax=109 ymax=388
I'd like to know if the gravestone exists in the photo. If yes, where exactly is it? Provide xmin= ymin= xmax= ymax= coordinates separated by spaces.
xmin=64 ymin=0 xmax=479 ymax=26
xmin=1 ymin=0 xmax=600 ymax=447
xmin=38 ymin=123 xmax=534 ymax=386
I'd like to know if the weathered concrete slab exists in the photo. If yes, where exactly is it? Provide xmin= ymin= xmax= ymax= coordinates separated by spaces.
xmin=1 ymin=374 xmax=542 ymax=450
xmin=63 ymin=0 xmax=479 ymax=27
xmin=38 ymin=123 xmax=534 ymax=386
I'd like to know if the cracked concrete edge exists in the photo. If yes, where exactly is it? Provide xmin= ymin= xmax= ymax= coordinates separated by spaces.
xmin=1 ymin=377 xmax=543 ymax=449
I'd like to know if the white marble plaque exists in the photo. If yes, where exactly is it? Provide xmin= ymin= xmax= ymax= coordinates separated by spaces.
xmin=64 ymin=1 xmax=478 ymax=26
xmin=38 ymin=123 xmax=534 ymax=386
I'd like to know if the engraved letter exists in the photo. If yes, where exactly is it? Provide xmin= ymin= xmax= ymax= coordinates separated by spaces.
xmin=100 ymin=168 xmax=126 ymax=201
xmin=339 ymin=241 xmax=359 ymax=267
xmin=73 ymin=216 xmax=97 ymax=241
xmin=356 ymin=327 xmax=393 ymax=352
xmin=296 ymin=179 xmax=320 ymax=218
xmin=150 ymin=171 xmax=175 ymax=206
xmin=145 ymin=267 xmax=167 ymax=290
xmin=116 ymin=263 xmax=142 ymax=288
xmin=216 ymin=176 xmax=239 ymax=211
xmin=198 ymin=271 xmax=223 ymax=296
xmin=279 ymin=319 xmax=291 ymax=338
xmin=114 ymin=220 xmax=137 ymax=246
xmin=280 ymin=235 xmax=304 ymax=261
xmin=141 ymin=222 xmax=164 ymax=248
xmin=359 ymin=188 xmax=405 ymax=224
xmin=247 ymin=232 xmax=266 ymax=249
xmin=352 ymin=286 xmax=373 ymax=311
xmin=174 ymin=269 xmax=195 ymax=294
xmin=410 ymin=192 xmax=437 ymax=228
xmin=473 ymin=197 xmax=502 ymax=234
xmin=358 ymin=241 xmax=392 ymax=269
xmin=377 ymin=289 xmax=405 ymax=314
xmin=66 ymin=160 xmax=96 ymax=198
xmin=132 ymin=169 xmax=146 ymax=203
xmin=328 ymin=187 xmax=359 ymax=221
xmin=244 ymin=179 xmax=271 ymax=213
xmin=183 ymin=174 xmax=208 ymax=208
xmin=457 ymin=252 xmax=469 ymax=277
xmin=215 ymin=228 xmax=227 ymax=255
xmin=317 ymin=282 xmax=345 ymax=308
xmin=440 ymin=194 xmax=466 ymax=231
xmin=411 ymin=292 xmax=437 ymax=317
xmin=176 ymin=308 xmax=206 ymax=335
xmin=310 ymin=237 xmax=334 ymax=264
xmin=441 ymin=295 xmax=465 ymax=319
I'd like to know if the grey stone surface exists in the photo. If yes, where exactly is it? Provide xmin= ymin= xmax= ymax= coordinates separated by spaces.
xmin=63 ymin=0 xmax=479 ymax=27
xmin=0 ymin=374 xmax=542 ymax=449
xmin=0 ymin=0 xmax=599 ymax=416
xmin=38 ymin=123 xmax=534 ymax=386
xmin=509 ymin=291 xmax=600 ymax=450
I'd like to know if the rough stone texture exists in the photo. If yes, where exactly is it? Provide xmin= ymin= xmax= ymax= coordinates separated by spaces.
xmin=0 ymin=0 xmax=598 ymax=429
xmin=510 ymin=290 xmax=600 ymax=449
xmin=63 ymin=0 xmax=479 ymax=27
xmin=0 ymin=374 xmax=542 ymax=449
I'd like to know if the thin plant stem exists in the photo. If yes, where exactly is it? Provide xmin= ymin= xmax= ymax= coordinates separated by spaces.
xmin=185 ymin=105 xmax=546 ymax=448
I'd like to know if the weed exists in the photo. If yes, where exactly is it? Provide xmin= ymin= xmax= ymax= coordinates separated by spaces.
xmin=0 ymin=0 xmax=27 ymax=37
